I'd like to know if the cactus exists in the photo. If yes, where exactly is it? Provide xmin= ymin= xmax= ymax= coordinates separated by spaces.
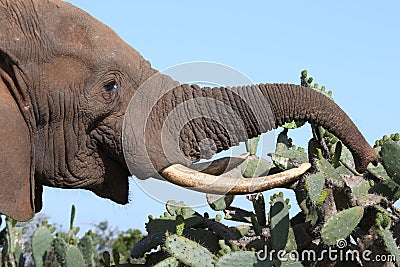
xmin=321 ymin=206 xmax=364 ymax=246
xmin=31 ymin=226 xmax=52 ymax=267
xmin=154 ymin=257 xmax=179 ymax=267
xmin=145 ymin=212 xmax=203 ymax=235
xmin=379 ymin=226 xmax=400 ymax=266
xmin=368 ymin=162 xmax=391 ymax=181
xmin=245 ymin=135 xmax=261 ymax=155
xmin=206 ymin=194 xmax=234 ymax=211
xmin=215 ymin=251 xmax=258 ymax=267
xmin=316 ymin=158 xmax=345 ymax=187
xmin=52 ymin=237 xmax=67 ymax=265
xmin=370 ymin=177 xmax=400 ymax=201
xmin=271 ymin=148 xmax=308 ymax=170
xmin=381 ymin=140 xmax=400 ymax=184
xmin=131 ymin=232 xmax=165 ymax=259
xmin=183 ymin=229 xmax=221 ymax=254
xmin=269 ymin=194 xmax=290 ymax=252
xmin=305 ymin=173 xmax=325 ymax=205
xmin=78 ymin=234 xmax=95 ymax=267
xmin=243 ymin=156 xmax=274 ymax=178
xmin=166 ymin=200 xmax=196 ymax=216
xmin=65 ymin=245 xmax=85 ymax=267
xmin=164 ymin=234 xmax=215 ymax=267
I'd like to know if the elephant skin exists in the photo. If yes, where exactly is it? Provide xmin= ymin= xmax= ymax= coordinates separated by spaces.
xmin=0 ymin=0 xmax=378 ymax=221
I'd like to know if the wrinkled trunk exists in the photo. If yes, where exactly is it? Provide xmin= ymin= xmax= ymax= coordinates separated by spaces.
xmin=126 ymin=79 xmax=377 ymax=179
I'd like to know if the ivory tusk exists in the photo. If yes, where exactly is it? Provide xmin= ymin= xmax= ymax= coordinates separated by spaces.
xmin=190 ymin=153 xmax=250 ymax=175
xmin=160 ymin=162 xmax=311 ymax=195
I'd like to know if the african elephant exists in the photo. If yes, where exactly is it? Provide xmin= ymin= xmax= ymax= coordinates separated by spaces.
xmin=0 ymin=0 xmax=378 ymax=221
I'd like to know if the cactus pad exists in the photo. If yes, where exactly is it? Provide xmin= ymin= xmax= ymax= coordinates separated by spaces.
xmin=381 ymin=140 xmax=400 ymax=184
xmin=65 ymin=245 xmax=85 ymax=267
xmin=165 ymin=234 xmax=214 ymax=267
xmin=215 ymin=251 xmax=258 ymax=267
xmin=305 ymin=173 xmax=326 ymax=205
xmin=32 ymin=226 xmax=52 ymax=267
xmin=321 ymin=206 xmax=364 ymax=246
xmin=379 ymin=226 xmax=400 ymax=267
xmin=269 ymin=194 xmax=290 ymax=251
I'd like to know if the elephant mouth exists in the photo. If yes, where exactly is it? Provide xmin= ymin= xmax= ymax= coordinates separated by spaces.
xmin=92 ymin=152 xmax=130 ymax=204
xmin=158 ymin=153 xmax=311 ymax=195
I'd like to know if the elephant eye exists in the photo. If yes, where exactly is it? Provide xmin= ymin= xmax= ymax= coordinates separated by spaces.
xmin=104 ymin=80 xmax=119 ymax=92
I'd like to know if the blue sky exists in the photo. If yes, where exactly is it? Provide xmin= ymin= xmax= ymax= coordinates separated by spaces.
xmin=38 ymin=1 xmax=400 ymax=232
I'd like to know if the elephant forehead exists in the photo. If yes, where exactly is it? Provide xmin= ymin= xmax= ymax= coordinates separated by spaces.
xmin=40 ymin=0 xmax=142 ymax=70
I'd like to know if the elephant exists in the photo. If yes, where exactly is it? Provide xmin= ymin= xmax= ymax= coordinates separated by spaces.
xmin=0 ymin=0 xmax=378 ymax=221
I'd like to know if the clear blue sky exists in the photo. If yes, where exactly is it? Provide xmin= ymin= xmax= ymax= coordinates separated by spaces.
xmin=38 ymin=1 xmax=400 ymax=233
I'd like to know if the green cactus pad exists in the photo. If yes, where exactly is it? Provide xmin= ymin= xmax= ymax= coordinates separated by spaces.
xmin=269 ymin=195 xmax=290 ymax=251
xmin=305 ymin=173 xmax=326 ymax=205
xmin=379 ymin=226 xmax=400 ymax=267
xmin=146 ymin=214 xmax=203 ymax=235
xmin=245 ymin=135 xmax=261 ymax=154
xmin=131 ymin=232 xmax=165 ymax=258
xmin=206 ymin=194 xmax=234 ymax=211
xmin=32 ymin=226 xmax=52 ymax=267
xmin=249 ymin=193 xmax=267 ymax=227
xmin=166 ymin=200 xmax=196 ymax=216
xmin=351 ymin=179 xmax=372 ymax=198
xmin=78 ymin=234 xmax=95 ymax=266
xmin=367 ymin=162 xmax=391 ymax=181
xmin=65 ymin=245 xmax=85 ymax=267
xmin=165 ymin=234 xmax=214 ymax=267
xmin=285 ymin=227 xmax=297 ymax=251
xmin=243 ymin=156 xmax=274 ymax=178
xmin=381 ymin=140 xmax=400 ymax=184
xmin=154 ymin=256 xmax=179 ymax=267
xmin=184 ymin=229 xmax=221 ymax=254
xmin=321 ymin=206 xmax=364 ymax=246
xmin=282 ymin=120 xmax=306 ymax=129
xmin=52 ymin=237 xmax=67 ymax=265
xmin=370 ymin=178 xmax=400 ymax=201
xmin=316 ymin=158 xmax=345 ymax=187
xmin=215 ymin=251 xmax=258 ymax=267
xmin=271 ymin=149 xmax=308 ymax=170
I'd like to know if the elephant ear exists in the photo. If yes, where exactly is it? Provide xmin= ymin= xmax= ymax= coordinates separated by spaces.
xmin=0 ymin=75 xmax=35 ymax=221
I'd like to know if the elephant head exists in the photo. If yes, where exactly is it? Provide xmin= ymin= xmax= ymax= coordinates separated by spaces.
xmin=0 ymin=0 xmax=378 ymax=221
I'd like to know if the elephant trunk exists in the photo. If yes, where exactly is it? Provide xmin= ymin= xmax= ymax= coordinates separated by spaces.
xmin=128 ymin=79 xmax=377 ymax=179
xmin=258 ymin=84 xmax=378 ymax=173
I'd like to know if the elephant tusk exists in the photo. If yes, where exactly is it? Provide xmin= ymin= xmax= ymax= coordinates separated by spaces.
xmin=160 ymin=162 xmax=311 ymax=195
xmin=190 ymin=153 xmax=250 ymax=175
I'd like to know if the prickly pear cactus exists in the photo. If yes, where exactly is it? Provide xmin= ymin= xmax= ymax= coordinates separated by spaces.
xmin=269 ymin=193 xmax=290 ymax=252
xmin=321 ymin=206 xmax=364 ymax=246
xmin=381 ymin=140 xmax=400 ymax=184
xmin=379 ymin=226 xmax=400 ymax=267
xmin=31 ymin=226 xmax=52 ymax=267
xmin=164 ymin=234 xmax=215 ymax=267
xmin=65 ymin=245 xmax=86 ymax=266
xmin=214 ymin=251 xmax=258 ymax=267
